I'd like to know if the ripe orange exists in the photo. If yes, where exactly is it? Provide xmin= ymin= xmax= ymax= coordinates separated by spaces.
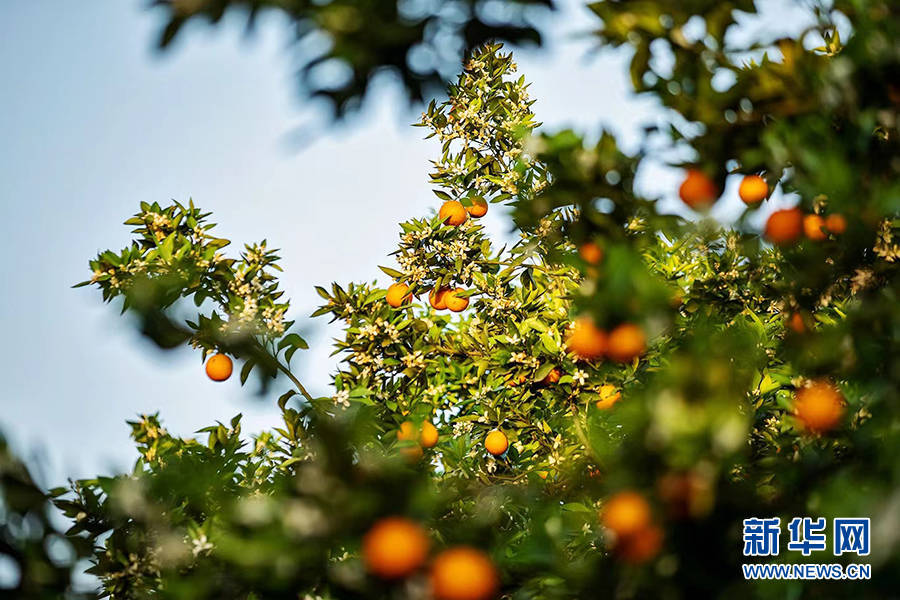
xmin=429 ymin=287 xmax=450 ymax=310
xmin=205 ymin=353 xmax=233 ymax=382
xmin=764 ymin=208 xmax=803 ymax=245
xmin=787 ymin=312 xmax=806 ymax=334
xmin=738 ymin=174 xmax=768 ymax=205
xmin=566 ymin=317 xmax=607 ymax=361
xmin=595 ymin=384 xmax=622 ymax=410
xmin=678 ymin=169 xmax=718 ymax=210
xmin=362 ymin=517 xmax=430 ymax=579
xmin=803 ymin=214 xmax=827 ymax=241
xmin=606 ymin=323 xmax=646 ymax=363
xmin=617 ymin=524 xmax=663 ymax=564
xmin=578 ymin=242 xmax=604 ymax=265
xmin=396 ymin=421 xmax=424 ymax=461
xmin=825 ymin=213 xmax=847 ymax=234
xmin=601 ymin=491 xmax=652 ymax=539
xmin=466 ymin=197 xmax=488 ymax=218
xmin=430 ymin=547 xmax=499 ymax=600
xmin=386 ymin=282 xmax=412 ymax=308
xmin=444 ymin=288 xmax=470 ymax=312
xmin=439 ymin=200 xmax=469 ymax=226
xmin=793 ymin=380 xmax=845 ymax=433
xmin=484 ymin=430 xmax=508 ymax=456
xmin=542 ymin=368 xmax=562 ymax=384
xmin=420 ymin=421 xmax=439 ymax=448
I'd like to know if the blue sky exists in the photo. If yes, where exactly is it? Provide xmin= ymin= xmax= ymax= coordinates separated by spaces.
xmin=0 ymin=1 xmax=814 ymax=487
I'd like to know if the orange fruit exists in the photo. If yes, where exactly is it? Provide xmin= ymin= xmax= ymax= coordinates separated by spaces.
xmin=430 ymin=547 xmax=499 ymax=600
xmin=429 ymin=287 xmax=450 ymax=310
xmin=793 ymin=380 xmax=845 ymax=433
xmin=678 ymin=169 xmax=718 ymax=210
xmin=601 ymin=491 xmax=652 ymax=539
xmin=764 ymin=208 xmax=803 ymax=245
xmin=507 ymin=374 xmax=528 ymax=388
xmin=595 ymin=384 xmax=622 ymax=410
xmin=738 ymin=174 xmax=768 ymax=205
xmin=578 ymin=242 xmax=603 ymax=265
xmin=617 ymin=524 xmax=663 ymax=564
xmin=386 ymin=282 xmax=412 ymax=308
xmin=420 ymin=421 xmax=439 ymax=448
xmin=205 ymin=353 xmax=233 ymax=381
xmin=606 ymin=323 xmax=646 ymax=363
xmin=484 ymin=430 xmax=508 ymax=456
xmin=396 ymin=421 xmax=423 ymax=461
xmin=541 ymin=368 xmax=562 ymax=384
xmin=566 ymin=317 xmax=607 ymax=361
xmin=362 ymin=517 xmax=430 ymax=579
xmin=466 ymin=197 xmax=488 ymax=218
xmin=444 ymin=288 xmax=470 ymax=312
xmin=439 ymin=201 xmax=469 ymax=226
xmin=803 ymin=214 xmax=827 ymax=241
xmin=787 ymin=312 xmax=806 ymax=334
xmin=825 ymin=213 xmax=847 ymax=234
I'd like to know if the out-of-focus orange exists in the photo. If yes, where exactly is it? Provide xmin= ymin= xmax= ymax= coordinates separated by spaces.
xmin=825 ymin=213 xmax=847 ymax=234
xmin=764 ymin=208 xmax=804 ymax=245
xmin=606 ymin=323 xmax=646 ymax=363
xmin=601 ymin=491 xmax=652 ymax=539
xmin=617 ymin=524 xmax=663 ymax=564
xmin=430 ymin=547 xmax=499 ymax=600
xmin=578 ymin=241 xmax=604 ymax=265
xmin=595 ymin=384 xmax=622 ymax=410
xmin=419 ymin=421 xmax=439 ymax=448
xmin=803 ymin=214 xmax=827 ymax=241
xmin=738 ymin=174 xmax=768 ymax=205
xmin=362 ymin=517 xmax=430 ymax=579
xmin=679 ymin=169 xmax=718 ymax=210
xmin=566 ymin=317 xmax=607 ymax=361
xmin=794 ymin=380 xmax=845 ymax=432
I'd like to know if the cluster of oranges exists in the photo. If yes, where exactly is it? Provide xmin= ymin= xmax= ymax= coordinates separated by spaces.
xmin=566 ymin=318 xmax=647 ymax=363
xmin=600 ymin=491 xmax=663 ymax=564
xmin=678 ymin=170 xmax=847 ymax=245
xmin=384 ymin=199 xmax=488 ymax=311
xmin=363 ymin=517 xmax=499 ymax=600
xmin=396 ymin=420 xmax=440 ymax=461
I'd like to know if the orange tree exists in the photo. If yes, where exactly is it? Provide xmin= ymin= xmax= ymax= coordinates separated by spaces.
xmin=23 ymin=1 xmax=900 ymax=599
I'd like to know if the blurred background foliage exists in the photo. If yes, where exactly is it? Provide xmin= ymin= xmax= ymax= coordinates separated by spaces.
xmin=4 ymin=0 xmax=900 ymax=598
